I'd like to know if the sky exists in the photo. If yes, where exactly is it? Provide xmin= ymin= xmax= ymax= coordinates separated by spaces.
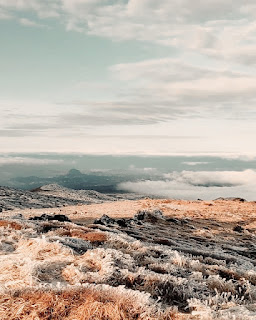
xmin=1 ymin=0 xmax=256 ymax=155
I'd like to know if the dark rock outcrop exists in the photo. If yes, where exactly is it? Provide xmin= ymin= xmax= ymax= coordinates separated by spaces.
xmin=30 ymin=214 xmax=71 ymax=222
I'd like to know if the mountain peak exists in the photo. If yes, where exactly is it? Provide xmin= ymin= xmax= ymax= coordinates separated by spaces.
xmin=67 ymin=169 xmax=82 ymax=177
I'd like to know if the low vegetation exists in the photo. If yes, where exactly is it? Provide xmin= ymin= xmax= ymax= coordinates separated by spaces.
xmin=0 ymin=206 xmax=255 ymax=319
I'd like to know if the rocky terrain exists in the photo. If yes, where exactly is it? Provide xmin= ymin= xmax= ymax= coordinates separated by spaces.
xmin=0 ymin=184 xmax=145 ymax=211
xmin=0 ymin=196 xmax=255 ymax=319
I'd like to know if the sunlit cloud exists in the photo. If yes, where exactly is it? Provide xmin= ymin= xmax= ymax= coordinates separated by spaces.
xmin=118 ymin=170 xmax=256 ymax=200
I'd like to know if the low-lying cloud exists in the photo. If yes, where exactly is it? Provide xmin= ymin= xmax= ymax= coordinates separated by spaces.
xmin=0 ymin=157 xmax=63 ymax=166
xmin=182 ymin=162 xmax=210 ymax=166
xmin=164 ymin=170 xmax=256 ymax=187
xmin=117 ymin=169 xmax=256 ymax=200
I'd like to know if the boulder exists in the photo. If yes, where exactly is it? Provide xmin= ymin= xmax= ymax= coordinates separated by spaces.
xmin=30 ymin=214 xmax=71 ymax=222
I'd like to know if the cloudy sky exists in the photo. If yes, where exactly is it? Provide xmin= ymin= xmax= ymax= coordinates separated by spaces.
xmin=1 ymin=0 xmax=256 ymax=155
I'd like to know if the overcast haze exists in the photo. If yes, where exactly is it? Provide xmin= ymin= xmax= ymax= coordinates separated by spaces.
xmin=1 ymin=1 xmax=256 ymax=155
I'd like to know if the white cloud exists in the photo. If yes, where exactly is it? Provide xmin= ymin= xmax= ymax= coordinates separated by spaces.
xmin=0 ymin=0 xmax=60 ymax=18
xmin=164 ymin=170 xmax=256 ymax=187
xmin=2 ymin=51 xmax=256 ymax=142
xmin=110 ymin=58 xmax=256 ymax=120
xmin=1 ymin=1 xmax=256 ymax=154
xmin=117 ymin=169 xmax=256 ymax=200
xmin=183 ymin=162 xmax=210 ymax=166
xmin=0 ymin=8 xmax=11 ymax=19
xmin=58 ymin=0 xmax=256 ymax=65
xmin=19 ymin=17 xmax=45 ymax=27
xmin=0 ymin=156 xmax=63 ymax=166
xmin=1 ymin=1 xmax=256 ymax=64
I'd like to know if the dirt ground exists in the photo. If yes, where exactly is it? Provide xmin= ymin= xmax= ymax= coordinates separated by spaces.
xmin=5 ymin=198 xmax=256 ymax=231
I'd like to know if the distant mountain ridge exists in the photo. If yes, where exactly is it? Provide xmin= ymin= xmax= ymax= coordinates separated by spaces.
xmin=10 ymin=168 xmax=129 ymax=192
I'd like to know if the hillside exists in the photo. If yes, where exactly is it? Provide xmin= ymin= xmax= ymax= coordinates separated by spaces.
xmin=0 ymin=184 xmax=145 ymax=211
xmin=0 ymin=198 xmax=255 ymax=319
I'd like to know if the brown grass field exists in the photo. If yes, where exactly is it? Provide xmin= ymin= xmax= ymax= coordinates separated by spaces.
xmin=0 ymin=198 xmax=256 ymax=319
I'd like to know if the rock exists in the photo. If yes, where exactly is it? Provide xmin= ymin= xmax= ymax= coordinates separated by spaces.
xmin=93 ymin=215 xmax=130 ymax=228
xmin=166 ymin=217 xmax=181 ymax=224
xmin=133 ymin=210 xmax=165 ymax=222
xmin=116 ymin=219 xmax=129 ymax=227
xmin=30 ymin=214 xmax=71 ymax=222
xmin=215 ymin=197 xmax=246 ymax=202
xmin=233 ymin=225 xmax=244 ymax=233
xmin=227 ymin=197 xmax=246 ymax=202
xmin=94 ymin=214 xmax=116 ymax=225
xmin=49 ymin=237 xmax=92 ymax=254
xmin=0 ymin=241 xmax=15 ymax=253
xmin=11 ymin=213 xmax=24 ymax=220
xmin=52 ymin=214 xmax=71 ymax=222
xmin=40 ymin=223 xmax=60 ymax=233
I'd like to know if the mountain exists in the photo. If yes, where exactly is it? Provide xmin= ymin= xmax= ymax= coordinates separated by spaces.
xmin=10 ymin=168 xmax=131 ymax=192
xmin=66 ymin=169 xmax=83 ymax=177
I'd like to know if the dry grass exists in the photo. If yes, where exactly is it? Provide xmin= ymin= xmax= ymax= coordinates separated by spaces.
xmin=1 ymin=201 xmax=256 ymax=320
xmin=70 ymin=230 xmax=108 ymax=242
xmin=0 ymin=220 xmax=22 ymax=230
xmin=0 ymin=287 xmax=180 ymax=320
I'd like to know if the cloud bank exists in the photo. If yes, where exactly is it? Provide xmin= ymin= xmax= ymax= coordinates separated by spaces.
xmin=118 ymin=170 xmax=256 ymax=200
xmin=0 ymin=156 xmax=63 ymax=166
